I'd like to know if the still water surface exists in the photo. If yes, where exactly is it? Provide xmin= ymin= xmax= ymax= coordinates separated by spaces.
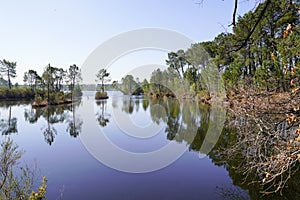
xmin=0 ymin=91 xmax=247 ymax=200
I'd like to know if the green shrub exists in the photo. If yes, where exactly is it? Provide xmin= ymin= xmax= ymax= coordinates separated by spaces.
xmin=0 ymin=138 xmax=47 ymax=199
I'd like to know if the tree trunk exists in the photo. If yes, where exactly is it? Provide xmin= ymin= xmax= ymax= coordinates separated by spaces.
xmin=7 ymin=70 xmax=11 ymax=89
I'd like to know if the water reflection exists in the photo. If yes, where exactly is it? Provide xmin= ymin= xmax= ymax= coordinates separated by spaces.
xmin=0 ymin=96 xmax=299 ymax=199
xmin=142 ymin=99 xmax=149 ymax=111
xmin=118 ymin=97 xmax=217 ymax=154
xmin=95 ymin=100 xmax=111 ymax=127
xmin=115 ymin=97 xmax=300 ymax=199
xmin=122 ymin=96 xmax=135 ymax=114
xmin=0 ymin=101 xmax=39 ymax=135
xmin=149 ymin=99 xmax=168 ymax=124
xmin=0 ymin=106 xmax=18 ymax=135
xmin=66 ymin=103 xmax=83 ymax=137
xmin=209 ymin=124 xmax=300 ymax=200
xmin=0 ymin=100 xmax=83 ymax=145
xmin=23 ymin=101 xmax=83 ymax=145
xmin=24 ymin=106 xmax=42 ymax=123
xmin=42 ymin=108 xmax=58 ymax=145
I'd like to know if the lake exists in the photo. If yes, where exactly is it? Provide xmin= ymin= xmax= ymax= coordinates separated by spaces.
xmin=1 ymin=91 xmax=297 ymax=200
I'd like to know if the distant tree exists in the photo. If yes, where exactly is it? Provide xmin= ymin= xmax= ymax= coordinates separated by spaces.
xmin=54 ymin=68 xmax=66 ymax=92
xmin=141 ymin=79 xmax=149 ymax=94
xmin=150 ymin=69 xmax=163 ymax=93
xmin=0 ymin=78 xmax=8 ymax=87
xmin=42 ymin=64 xmax=56 ymax=102
xmin=111 ymin=80 xmax=118 ymax=90
xmin=67 ymin=64 xmax=82 ymax=99
xmin=23 ymin=69 xmax=41 ymax=89
xmin=96 ymin=69 xmax=110 ymax=92
xmin=0 ymin=59 xmax=17 ymax=89
xmin=121 ymin=75 xmax=138 ymax=95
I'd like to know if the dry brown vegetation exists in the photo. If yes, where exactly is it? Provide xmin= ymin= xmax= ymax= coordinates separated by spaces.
xmin=223 ymin=88 xmax=300 ymax=195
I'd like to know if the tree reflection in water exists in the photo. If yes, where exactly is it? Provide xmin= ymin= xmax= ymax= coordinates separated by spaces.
xmin=142 ymin=99 xmax=149 ymax=111
xmin=121 ymin=96 xmax=134 ymax=114
xmin=147 ymin=98 xmax=212 ymax=151
xmin=66 ymin=102 xmax=83 ymax=138
xmin=117 ymin=97 xmax=222 ymax=155
xmin=41 ymin=105 xmax=67 ymax=145
xmin=23 ymin=101 xmax=83 ymax=145
xmin=0 ymin=101 xmax=42 ymax=135
xmin=42 ymin=110 xmax=57 ymax=145
xmin=96 ymin=100 xmax=110 ymax=127
xmin=0 ymin=106 xmax=17 ymax=135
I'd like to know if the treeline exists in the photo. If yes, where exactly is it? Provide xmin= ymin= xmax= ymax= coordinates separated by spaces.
xmin=0 ymin=60 xmax=82 ymax=103
xmin=208 ymin=0 xmax=299 ymax=92
xmin=29 ymin=64 xmax=82 ymax=103
xmin=162 ymin=0 xmax=300 ymax=93
xmin=116 ymin=0 xmax=299 ymax=99
xmin=116 ymin=47 xmax=220 ymax=100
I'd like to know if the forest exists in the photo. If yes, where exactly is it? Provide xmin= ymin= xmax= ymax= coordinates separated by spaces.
xmin=117 ymin=1 xmax=300 ymax=101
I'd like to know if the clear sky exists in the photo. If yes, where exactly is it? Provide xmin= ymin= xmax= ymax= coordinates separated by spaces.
xmin=0 ymin=0 xmax=257 ymax=84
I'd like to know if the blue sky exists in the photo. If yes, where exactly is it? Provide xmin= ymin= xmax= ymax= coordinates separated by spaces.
xmin=0 ymin=0 xmax=256 ymax=84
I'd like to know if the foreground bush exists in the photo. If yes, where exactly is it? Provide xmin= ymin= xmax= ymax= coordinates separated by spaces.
xmin=0 ymin=138 xmax=47 ymax=199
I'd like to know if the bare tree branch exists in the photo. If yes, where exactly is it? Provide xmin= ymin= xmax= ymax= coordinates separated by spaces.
xmin=230 ymin=0 xmax=239 ymax=26
xmin=195 ymin=0 xmax=204 ymax=7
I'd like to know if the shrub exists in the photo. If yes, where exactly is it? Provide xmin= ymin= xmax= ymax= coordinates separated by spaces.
xmin=95 ymin=91 xmax=108 ymax=99
xmin=0 ymin=88 xmax=35 ymax=99
xmin=0 ymin=138 xmax=47 ymax=199
xmin=34 ymin=94 xmax=43 ymax=104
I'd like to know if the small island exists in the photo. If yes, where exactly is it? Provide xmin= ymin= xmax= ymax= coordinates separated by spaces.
xmin=0 ymin=60 xmax=82 ymax=107
xmin=32 ymin=64 xmax=82 ymax=107
xmin=95 ymin=68 xmax=110 ymax=99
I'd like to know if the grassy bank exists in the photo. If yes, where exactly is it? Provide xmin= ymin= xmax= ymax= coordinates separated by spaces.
xmin=0 ymin=87 xmax=82 ymax=107
xmin=0 ymin=87 xmax=35 ymax=100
